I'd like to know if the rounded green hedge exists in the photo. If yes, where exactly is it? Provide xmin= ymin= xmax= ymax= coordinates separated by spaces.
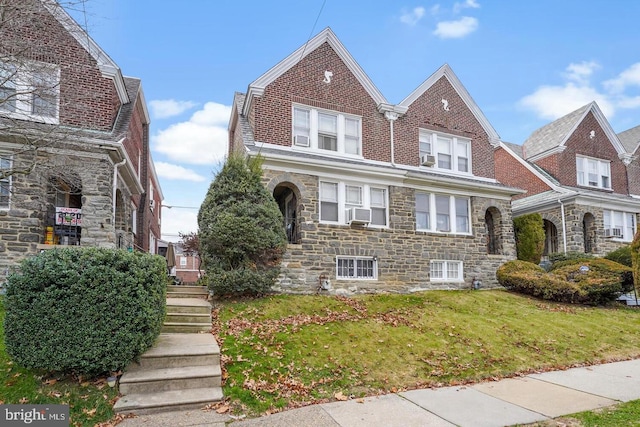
xmin=4 ymin=248 xmax=167 ymax=375
xmin=497 ymin=258 xmax=633 ymax=305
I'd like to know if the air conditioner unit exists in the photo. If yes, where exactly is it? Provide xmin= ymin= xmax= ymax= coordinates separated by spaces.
xmin=294 ymin=134 xmax=310 ymax=147
xmin=346 ymin=207 xmax=371 ymax=225
xmin=421 ymin=154 xmax=436 ymax=166
xmin=604 ymin=227 xmax=622 ymax=238
xmin=149 ymin=199 xmax=155 ymax=210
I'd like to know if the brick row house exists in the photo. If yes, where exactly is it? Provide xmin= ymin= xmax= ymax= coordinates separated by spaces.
xmin=0 ymin=0 xmax=163 ymax=280
xmin=229 ymin=28 xmax=522 ymax=293
xmin=495 ymin=102 xmax=640 ymax=257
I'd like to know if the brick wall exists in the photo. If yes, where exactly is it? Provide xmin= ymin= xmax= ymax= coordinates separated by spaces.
xmin=0 ymin=0 xmax=120 ymax=131
xmin=250 ymin=42 xmax=391 ymax=162
xmin=495 ymin=147 xmax=551 ymax=200
xmin=393 ymin=76 xmax=495 ymax=177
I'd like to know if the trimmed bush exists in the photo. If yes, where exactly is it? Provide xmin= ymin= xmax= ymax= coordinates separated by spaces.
xmin=4 ymin=248 xmax=166 ymax=376
xmin=497 ymin=258 xmax=633 ymax=305
xmin=513 ymin=213 xmax=545 ymax=264
xmin=606 ymin=245 xmax=632 ymax=267
xmin=548 ymin=251 xmax=594 ymax=264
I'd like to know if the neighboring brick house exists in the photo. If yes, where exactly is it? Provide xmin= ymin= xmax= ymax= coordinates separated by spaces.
xmin=229 ymin=28 xmax=522 ymax=293
xmin=0 ymin=0 xmax=162 ymax=279
xmin=173 ymin=244 xmax=201 ymax=284
xmin=495 ymin=102 xmax=640 ymax=257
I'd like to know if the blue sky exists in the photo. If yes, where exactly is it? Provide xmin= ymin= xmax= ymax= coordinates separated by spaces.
xmin=71 ymin=0 xmax=640 ymax=241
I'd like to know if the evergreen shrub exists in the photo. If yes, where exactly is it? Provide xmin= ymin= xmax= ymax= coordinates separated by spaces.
xmin=605 ymin=245 xmax=632 ymax=267
xmin=4 ymin=248 xmax=166 ymax=375
xmin=513 ymin=213 xmax=545 ymax=264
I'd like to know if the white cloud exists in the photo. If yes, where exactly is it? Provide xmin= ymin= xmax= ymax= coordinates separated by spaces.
xmin=161 ymin=209 xmax=199 ymax=242
xmin=149 ymin=99 xmax=197 ymax=119
xmin=453 ymin=0 xmax=480 ymax=14
xmin=604 ymin=62 xmax=640 ymax=94
xmin=519 ymin=83 xmax=614 ymax=120
xmin=155 ymin=161 xmax=206 ymax=182
xmin=153 ymin=102 xmax=231 ymax=165
xmin=433 ymin=16 xmax=478 ymax=39
xmin=564 ymin=61 xmax=600 ymax=85
xmin=400 ymin=7 xmax=426 ymax=26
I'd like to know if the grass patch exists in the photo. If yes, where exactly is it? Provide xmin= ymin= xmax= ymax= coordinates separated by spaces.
xmin=570 ymin=399 xmax=640 ymax=426
xmin=214 ymin=290 xmax=640 ymax=415
xmin=0 ymin=297 xmax=118 ymax=426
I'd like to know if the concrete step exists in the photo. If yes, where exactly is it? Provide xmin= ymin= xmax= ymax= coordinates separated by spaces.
xmin=166 ymin=298 xmax=211 ymax=314
xmin=162 ymin=323 xmax=211 ymax=333
xmin=119 ymin=365 xmax=222 ymax=394
xmin=114 ymin=387 xmax=223 ymax=415
xmin=131 ymin=334 xmax=220 ymax=370
xmin=167 ymin=285 xmax=208 ymax=295
xmin=167 ymin=291 xmax=209 ymax=299
xmin=166 ymin=313 xmax=211 ymax=324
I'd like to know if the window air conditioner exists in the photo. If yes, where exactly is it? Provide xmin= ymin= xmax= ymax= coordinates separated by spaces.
xmin=604 ymin=227 xmax=622 ymax=238
xmin=346 ymin=207 xmax=371 ymax=225
xmin=421 ymin=154 xmax=436 ymax=166
xmin=294 ymin=135 xmax=310 ymax=147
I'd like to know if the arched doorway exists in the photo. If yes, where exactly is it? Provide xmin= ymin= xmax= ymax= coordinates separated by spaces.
xmin=273 ymin=184 xmax=300 ymax=244
xmin=543 ymin=219 xmax=558 ymax=256
xmin=582 ymin=213 xmax=596 ymax=253
xmin=485 ymin=207 xmax=502 ymax=254
xmin=47 ymin=174 xmax=82 ymax=245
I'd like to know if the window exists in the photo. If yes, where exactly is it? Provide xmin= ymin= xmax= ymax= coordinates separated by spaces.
xmin=0 ymin=156 xmax=11 ymax=209
xmin=576 ymin=156 xmax=611 ymax=189
xmin=419 ymin=130 xmax=471 ymax=173
xmin=336 ymin=257 xmax=377 ymax=280
xmin=0 ymin=61 xmax=59 ymax=123
xmin=416 ymin=192 xmax=471 ymax=234
xmin=430 ymin=260 xmax=463 ymax=282
xmin=604 ymin=210 xmax=636 ymax=242
xmin=180 ymin=256 xmax=187 ymax=267
xmin=319 ymin=180 xmax=388 ymax=226
xmin=293 ymin=106 xmax=362 ymax=156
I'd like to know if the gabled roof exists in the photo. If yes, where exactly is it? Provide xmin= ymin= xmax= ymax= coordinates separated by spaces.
xmin=618 ymin=124 xmax=640 ymax=155
xmin=398 ymin=64 xmax=501 ymax=147
xmin=522 ymin=102 xmax=627 ymax=161
xmin=40 ymin=0 xmax=129 ymax=103
xmin=241 ymin=27 xmax=388 ymax=116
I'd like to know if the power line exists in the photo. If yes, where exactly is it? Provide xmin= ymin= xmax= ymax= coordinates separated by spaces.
xmin=299 ymin=0 xmax=327 ymax=61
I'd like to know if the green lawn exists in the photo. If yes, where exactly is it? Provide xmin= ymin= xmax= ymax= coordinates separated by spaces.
xmin=214 ymin=290 xmax=640 ymax=415
xmin=0 ymin=297 xmax=118 ymax=427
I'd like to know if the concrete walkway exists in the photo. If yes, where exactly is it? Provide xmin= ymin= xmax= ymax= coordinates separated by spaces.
xmin=116 ymin=358 xmax=640 ymax=427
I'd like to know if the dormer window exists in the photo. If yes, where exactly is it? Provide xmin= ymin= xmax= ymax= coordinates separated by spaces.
xmin=0 ymin=61 xmax=60 ymax=124
xmin=293 ymin=105 xmax=362 ymax=156
xmin=419 ymin=130 xmax=471 ymax=174
xmin=576 ymin=156 xmax=610 ymax=189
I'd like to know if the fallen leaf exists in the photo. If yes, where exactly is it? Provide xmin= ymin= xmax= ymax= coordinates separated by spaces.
xmin=356 ymin=398 xmax=365 ymax=403
xmin=216 ymin=405 xmax=229 ymax=414
xmin=334 ymin=392 xmax=348 ymax=401
xmin=44 ymin=378 xmax=57 ymax=385
xmin=83 ymin=408 xmax=96 ymax=417
xmin=19 ymin=397 xmax=28 ymax=404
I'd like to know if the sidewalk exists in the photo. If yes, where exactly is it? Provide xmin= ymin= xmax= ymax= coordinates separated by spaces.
xmin=117 ymin=358 xmax=640 ymax=427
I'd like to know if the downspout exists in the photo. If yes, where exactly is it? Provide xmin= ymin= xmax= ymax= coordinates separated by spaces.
xmin=558 ymin=199 xmax=567 ymax=254
xmin=384 ymin=111 xmax=398 ymax=165
xmin=112 ymin=158 xmax=127 ymax=224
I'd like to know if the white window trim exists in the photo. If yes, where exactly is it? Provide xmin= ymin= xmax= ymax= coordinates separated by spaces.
xmin=292 ymin=104 xmax=363 ymax=157
xmin=430 ymin=260 xmax=464 ymax=282
xmin=131 ymin=202 xmax=137 ymax=235
xmin=0 ymin=154 xmax=12 ymax=210
xmin=603 ymin=210 xmax=636 ymax=242
xmin=415 ymin=192 xmax=471 ymax=235
xmin=576 ymin=155 xmax=611 ymax=190
xmin=319 ymin=180 xmax=389 ymax=228
xmin=0 ymin=60 xmax=60 ymax=124
xmin=419 ymin=129 xmax=472 ymax=175
xmin=336 ymin=256 xmax=378 ymax=280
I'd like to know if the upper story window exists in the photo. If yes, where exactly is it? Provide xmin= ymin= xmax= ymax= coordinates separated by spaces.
xmin=576 ymin=156 xmax=611 ymax=189
xmin=415 ymin=192 xmax=471 ymax=235
xmin=604 ymin=210 xmax=636 ymax=242
xmin=293 ymin=106 xmax=362 ymax=156
xmin=0 ymin=156 xmax=11 ymax=209
xmin=419 ymin=130 xmax=471 ymax=174
xmin=319 ymin=180 xmax=388 ymax=227
xmin=0 ymin=61 xmax=60 ymax=124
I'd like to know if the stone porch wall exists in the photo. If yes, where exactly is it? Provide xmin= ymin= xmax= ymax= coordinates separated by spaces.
xmin=265 ymin=170 xmax=517 ymax=294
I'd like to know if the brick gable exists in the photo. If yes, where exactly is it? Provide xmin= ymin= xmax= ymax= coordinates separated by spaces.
xmin=495 ymin=147 xmax=551 ymax=200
